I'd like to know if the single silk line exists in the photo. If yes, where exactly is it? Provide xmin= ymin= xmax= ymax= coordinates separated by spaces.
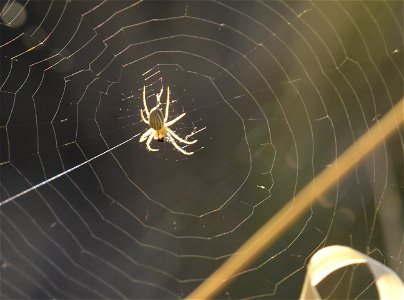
xmin=0 ymin=135 xmax=136 ymax=207
xmin=187 ymin=97 xmax=404 ymax=300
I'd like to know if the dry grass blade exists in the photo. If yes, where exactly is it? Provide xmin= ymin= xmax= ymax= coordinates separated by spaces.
xmin=300 ymin=245 xmax=404 ymax=299
xmin=187 ymin=97 xmax=404 ymax=300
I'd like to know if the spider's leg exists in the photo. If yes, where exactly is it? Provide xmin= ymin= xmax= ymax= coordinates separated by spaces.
xmin=164 ymin=86 xmax=170 ymax=122
xmin=156 ymin=86 xmax=164 ymax=104
xmin=146 ymin=131 xmax=159 ymax=151
xmin=166 ymin=128 xmax=197 ymax=145
xmin=139 ymin=128 xmax=154 ymax=142
xmin=143 ymin=86 xmax=150 ymax=117
xmin=165 ymin=112 xmax=185 ymax=127
xmin=140 ymin=109 xmax=149 ymax=124
xmin=166 ymin=131 xmax=194 ymax=155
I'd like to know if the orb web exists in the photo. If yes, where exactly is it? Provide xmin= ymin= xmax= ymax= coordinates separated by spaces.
xmin=1 ymin=1 xmax=403 ymax=299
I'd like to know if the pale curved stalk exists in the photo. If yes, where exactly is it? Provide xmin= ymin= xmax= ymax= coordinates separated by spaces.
xmin=186 ymin=97 xmax=404 ymax=300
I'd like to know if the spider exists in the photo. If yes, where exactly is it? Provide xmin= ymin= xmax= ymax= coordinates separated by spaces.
xmin=139 ymin=86 xmax=197 ymax=155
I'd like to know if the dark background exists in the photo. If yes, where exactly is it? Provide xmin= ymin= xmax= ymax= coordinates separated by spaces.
xmin=1 ymin=1 xmax=403 ymax=299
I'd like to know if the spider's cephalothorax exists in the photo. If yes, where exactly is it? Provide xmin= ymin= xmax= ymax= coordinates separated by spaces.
xmin=139 ymin=86 xmax=197 ymax=155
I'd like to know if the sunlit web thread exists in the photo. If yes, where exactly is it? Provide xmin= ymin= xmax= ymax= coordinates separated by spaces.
xmin=0 ymin=135 xmax=137 ymax=207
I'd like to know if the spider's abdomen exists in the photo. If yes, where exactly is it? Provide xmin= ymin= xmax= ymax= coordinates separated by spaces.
xmin=149 ymin=108 xmax=165 ymax=130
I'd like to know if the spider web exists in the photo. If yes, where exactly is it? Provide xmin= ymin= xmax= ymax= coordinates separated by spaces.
xmin=1 ymin=1 xmax=403 ymax=299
